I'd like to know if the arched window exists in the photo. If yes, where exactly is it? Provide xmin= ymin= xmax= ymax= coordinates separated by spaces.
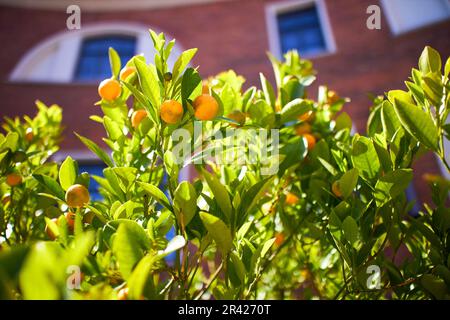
xmin=74 ymin=35 xmax=137 ymax=81
xmin=10 ymin=23 xmax=183 ymax=83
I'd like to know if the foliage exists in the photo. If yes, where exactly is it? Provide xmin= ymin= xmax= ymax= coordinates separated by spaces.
xmin=0 ymin=30 xmax=449 ymax=300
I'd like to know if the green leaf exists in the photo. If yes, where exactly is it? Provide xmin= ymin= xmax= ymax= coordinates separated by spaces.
xmin=59 ymin=156 xmax=78 ymax=191
xmin=335 ymin=112 xmax=352 ymax=131
xmin=381 ymin=100 xmax=403 ymax=142
xmin=172 ymin=48 xmax=198 ymax=80
xmin=174 ymin=181 xmax=198 ymax=226
xmin=156 ymin=235 xmax=186 ymax=259
xmin=373 ymin=169 xmax=413 ymax=207
xmin=280 ymin=98 xmax=312 ymax=123
xmin=445 ymin=57 xmax=450 ymax=78
xmin=342 ymin=216 xmax=359 ymax=245
xmin=351 ymin=136 xmax=380 ymax=181
xmin=127 ymin=255 xmax=155 ymax=300
xmin=390 ymin=97 xmax=438 ymax=151
xmin=259 ymin=73 xmax=276 ymax=107
xmin=108 ymin=47 xmax=121 ymax=78
xmin=238 ymin=177 xmax=273 ymax=226
xmin=247 ymin=100 xmax=276 ymax=127
xmin=75 ymin=133 xmax=114 ymax=167
xmin=201 ymin=169 xmax=232 ymax=222
xmin=418 ymin=46 xmax=441 ymax=75
xmin=422 ymin=73 xmax=443 ymax=107
xmin=33 ymin=174 xmax=65 ymax=201
xmin=229 ymin=251 xmax=246 ymax=286
xmin=138 ymin=181 xmax=172 ymax=211
xmin=134 ymin=58 xmax=161 ymax=108
xmin=199 ymin=212 xmax=232 ymax=254
xmin=112 ymin=220 xmax=151 ymax=279
xmin=338 ymin=168 xmax=359 ymax=199
xmin=181 ymin=67 xmax=202 ymax=101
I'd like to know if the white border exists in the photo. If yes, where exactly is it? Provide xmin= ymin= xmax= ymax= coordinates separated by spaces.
xmin=265 ymin=0 xmax=336 ymax=59
xmin=380 ymin=0 xmax=450 ymax=36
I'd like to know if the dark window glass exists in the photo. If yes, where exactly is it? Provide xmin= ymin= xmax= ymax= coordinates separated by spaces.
xmin=74 ymin=36 xmax=136 ymax=81
xmin=277 ymin=6 xmax=326 ymax=55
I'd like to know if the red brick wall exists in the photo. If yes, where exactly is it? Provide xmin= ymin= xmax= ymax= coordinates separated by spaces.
xmin=0 ymin=0 xmax=449 ymax=204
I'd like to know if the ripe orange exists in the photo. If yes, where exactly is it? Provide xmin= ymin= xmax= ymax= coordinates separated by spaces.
xmin=119 ymin=66 xmax=136 ymax=81
xmin=295 ymin=122 xmax=311 ymax=136
xmin=65 ymin=184 xmax=90 ymax=208
xmin=332 ymin=181 xmax=342 ymax=198
xmin=274 ymin=233 xmax=285 ymax=246
xmin=302 ymin=133 xmax=316 ymax=150
xmin=131 ymin=109 xmax=148 ymax=128
xmin=327 ymin=90 xmax=340 ymax=105
xmin=25 ymin=127 xmax=34 ymax=142
xmin=286 ymin=192 xmax=299 ymax=205
xmin=6 ymin=173 xmax=22 ymax=187
xmin=98 ymin=79 xmax=121 ymax=101
xmin=117 ymin=287 xmax=129 ymax=300
xmin=227 ymin=110 xmax=246 ymax=127
xmin=193 ymin=94 xmax=219 ymax=121
xmin=160 ymin=100 xmax=184 ymax=124
xmin=298 ymin=111 xmax=314 ymax=122
xmin=45 ymin=218 xmax=58 ymax=240
xmin=65 ymin=211 xmax=76 ymax=230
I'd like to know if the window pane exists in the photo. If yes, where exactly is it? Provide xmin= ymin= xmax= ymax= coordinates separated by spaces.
xmin=74 ymin=35 xmax=136 ymax=81
xmin=277 ymin=6 xmax=326 ymax=55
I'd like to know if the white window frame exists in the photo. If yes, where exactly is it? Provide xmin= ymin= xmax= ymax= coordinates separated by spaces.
xmin=265 ymin=0 xmax=336 ymax=59
xmin=380 ymin=0 xmax=450 ymax=36
xmin=9 ymin=22 xmax=183 ymax=84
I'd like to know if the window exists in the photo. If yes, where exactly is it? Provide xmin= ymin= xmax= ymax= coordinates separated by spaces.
xmin=74 ymin=36 xmax=136 ymax=81
xmin=266 ymin=0 xmax=335 ymax=58
xmin=10 ymin=23 xmax=184 ymax=83
xmin=278 ymin=6 xmax=325 ymax=56
xmin=381 ymin=0 xmax=450 ymax=35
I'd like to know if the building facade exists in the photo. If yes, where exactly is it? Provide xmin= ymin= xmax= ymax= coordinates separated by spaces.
xmin=0 ymin=0 xmax=449 ymax=204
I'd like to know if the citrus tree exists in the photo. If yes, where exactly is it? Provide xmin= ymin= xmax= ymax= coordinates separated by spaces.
xmin=0 ymin=30 xmax=449 ymax=300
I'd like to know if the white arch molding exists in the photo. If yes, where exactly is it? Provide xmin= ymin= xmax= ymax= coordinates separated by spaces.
xmin=9 ymin=22 xmax=184 ymax=83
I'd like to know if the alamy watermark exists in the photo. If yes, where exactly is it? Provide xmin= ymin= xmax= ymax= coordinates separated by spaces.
xmin=366 ymin=5 xmax=381 ymax=30
xmin=171 ymin=123 xmax=280 ymax=176
xmin=66 ymin=5 xmax=81 ymax=30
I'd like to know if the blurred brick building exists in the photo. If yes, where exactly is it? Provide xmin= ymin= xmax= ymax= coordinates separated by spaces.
xmin=0 ymin=0 xmax=449 ymax=204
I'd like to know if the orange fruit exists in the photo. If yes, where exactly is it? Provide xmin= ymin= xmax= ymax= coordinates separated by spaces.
xmin=332 ymin=181 xmax=342 ymax=198
xmin=117 ymin=287 xmax=129 ymax=300
xmin=98 ymin=79 xmax=121 ymax=101
xmin=65 ymin=184 xmax=90 ymax=208
xmin=202 ymin=83 xmax=210 ymax=94
xmin=295 ymin=122 xmax=311 ymax=136
xmin=119 ymin=66 xmax=136 ymax=81
xmin=45 ymin=218 xmax=58 ymax=240
xmin=286 ymin=192 xmax=299 ymax=205
xmin=131 ymin=109 xmax=148 ymax=128
xmin=193 ymin=94 xmax=219 ymax=121
xmin=6 ymin=173 xmax=22 ymax=187
xmin=327 ymin=90 xmax=340 ymax=105
xmin=227 ymin=110 xmax=246 ymax=127
xmin=274 ymin=233 xmax=285 ymax=246
xmin=302 ymin=133 xmax=316 ymax=150
xmin=65 ymin=211 xmax=76 ymax=230
xmin=25 ymin=128 xmax=34 ymax=142
xmin=298 ymin=111 xmax=314 ymax=122
xmin=160 ymin=100 xmax=184 ymax=124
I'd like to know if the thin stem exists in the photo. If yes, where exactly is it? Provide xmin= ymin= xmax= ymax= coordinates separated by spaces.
xmin=194 ymin=261 xmax=224 ymax=300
